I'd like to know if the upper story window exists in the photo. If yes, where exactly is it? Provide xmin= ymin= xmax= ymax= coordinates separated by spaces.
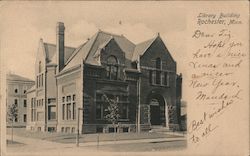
xmin=14 ymin=88 xmax=18 ymax=94
xmin=39 ymin=61 xmax=42 ymax=73
xmin=155 ymin=58 xmax=162 ymax=84
xmin=156 ymin=57 xmax=162 ymax=70
xmin=23 ymin=99 xmax=27 ymax=107
xmin=149 ymin=58 xmax=170 ymax=86
xmin=106 ymin=56 xmax=118 ymax=80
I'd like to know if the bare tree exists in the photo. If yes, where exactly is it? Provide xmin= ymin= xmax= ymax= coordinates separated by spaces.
xmin=7 ymin=103 xmax=18 ymax=143
xmin=102 ymin=94 xmax=120 ymax=134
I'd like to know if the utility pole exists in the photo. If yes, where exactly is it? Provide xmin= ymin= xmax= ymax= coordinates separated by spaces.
xmin=76 ymin=107 xmax=83 ymax=147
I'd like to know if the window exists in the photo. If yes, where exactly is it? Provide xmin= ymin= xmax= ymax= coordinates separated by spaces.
xmin=155 ymin=58 xmax=162 ymax=85
xmin=48 ymin=98 xmax=56 ymax=104
xmin=66 ymin=96 xmax=71 ymax=102
xmin=36 ymin=76 xmax=38 ymax=88
xmin=96 ymin=103 xmax=102 ymax=119
xmin=14 ymin=89 xmax=18 ymax=93
xmin=62 ymin=95 xmax=76 ymax=120
xmin=14 ymin=99 xmax=18 ymax=105
xmin=48 ymin=105 xmax=56 ymax=120
xmin=73 ymin=103 xmax=76 ymax=120
xmin=38 ymin=75 xmax=40 ymax=87
xmin=67 ymin=104 xmax=71 ymax=120
xmin=24 ymin=90 xmax=26 ymax=94
xmin=156 ymin=57 xmax=162 ymax=69
xmin=106 ymin=56 xmax=118 ymax=80
xmin=23 ymin=114 xmax=27 ymax=122
xmin=41 ymin=74 xmax=43 ymax=87
xmin=39 ymin=61 xmax=42 ymax=73
xmin=23 ymin=99 xmax=27 ymax=107
xmin=31 ymin=98 xmax=36 ymax=122
xmin=149 ymin=70 xmax=152 ymax=84
xmin=62 ymin=104 xmax=65 ymax=120
xmin=164 ymin=72 xmax=169 ymax=86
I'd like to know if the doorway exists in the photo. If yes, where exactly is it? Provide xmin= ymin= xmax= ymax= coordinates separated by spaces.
xmin=149 ymin=94 xmax=166 ymax=126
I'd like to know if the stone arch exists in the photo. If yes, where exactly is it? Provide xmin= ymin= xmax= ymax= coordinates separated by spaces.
xmin=147 ymin=93 xmax=169 ymax=128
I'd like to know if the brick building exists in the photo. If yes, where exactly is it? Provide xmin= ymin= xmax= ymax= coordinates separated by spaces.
xmin=6 ymin=73 xmax=35 ymax=127
xmin=26 ymin=22 xmax=182 ymax=133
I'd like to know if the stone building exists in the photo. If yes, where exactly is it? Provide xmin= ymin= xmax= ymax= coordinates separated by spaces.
xmin=26 ymin=22 xmax=182 ymax=133
xmin=6 ymin=73 xmax=35 ymax=127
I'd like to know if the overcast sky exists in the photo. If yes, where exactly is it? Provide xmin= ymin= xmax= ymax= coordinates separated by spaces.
xmin=0 ymin=1 xmax=186 ymax=80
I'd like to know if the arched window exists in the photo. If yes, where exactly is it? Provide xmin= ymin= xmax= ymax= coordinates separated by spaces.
xmin=155 ymin=58 xmax=161 ymax=84
xmin=38 ymin=61 xmax=42 ymax=73
xmin=106 ymin=56 xmax=118 ymax=80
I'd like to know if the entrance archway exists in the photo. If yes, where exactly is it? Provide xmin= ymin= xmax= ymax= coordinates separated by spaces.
xmin=148 ymin=94 xmax=168 ymax=127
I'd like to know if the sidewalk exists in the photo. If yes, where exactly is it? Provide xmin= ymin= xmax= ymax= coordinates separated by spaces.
xmin=78 ymin=136 xmax=186 ymax=147
xmin=7 ymin=133 xmax=186 ymax=147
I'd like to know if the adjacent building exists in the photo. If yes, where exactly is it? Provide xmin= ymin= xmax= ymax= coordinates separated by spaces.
xmin=26 ymin=22 xmax=182 ymax=133
xmin=6 ymin=73 xmax=35 ymax=127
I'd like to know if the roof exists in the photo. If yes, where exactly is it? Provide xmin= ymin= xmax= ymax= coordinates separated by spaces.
xmin=62 ymin=30 xmax=136 ymax=72
xmin=132 ymin=36 xmax=157 ymax=61
xmin=7 ymin=73 xmax=34 ymax=82
xmin=43 ymin=30 xmax=171 ymax=75
xmin=43 ymin=43 xmax=75 ymax=65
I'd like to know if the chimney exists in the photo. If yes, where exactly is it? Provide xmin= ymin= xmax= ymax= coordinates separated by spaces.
xmin=56 ymin=22 xmax=65 ymax=73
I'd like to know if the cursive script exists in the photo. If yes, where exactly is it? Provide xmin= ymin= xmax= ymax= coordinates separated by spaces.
xmin=188 ymin=12 xmax=245 ymax=146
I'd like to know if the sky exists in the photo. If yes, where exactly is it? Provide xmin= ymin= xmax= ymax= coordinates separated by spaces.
xmin=0 ymin=1 xmax=187 ymax=80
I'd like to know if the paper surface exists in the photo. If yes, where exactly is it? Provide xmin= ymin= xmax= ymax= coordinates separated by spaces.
xmin=0 ymin=1 xmax=249 ymax=156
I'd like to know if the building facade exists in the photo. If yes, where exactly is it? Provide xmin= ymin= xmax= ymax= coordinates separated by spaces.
xmin=26 ymin=22 xmax=182 ymax=133
xmin=6 ymin=73 xmax=35 ymax=127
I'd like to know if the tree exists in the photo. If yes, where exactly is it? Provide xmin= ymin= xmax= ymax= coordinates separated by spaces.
xmin=7 ymin=103 xmax=18 ymax=143
xmin=102 ymin=94 xmax=120 ymax=134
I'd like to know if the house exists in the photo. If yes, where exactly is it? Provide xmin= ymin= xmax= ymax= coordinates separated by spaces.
xmin=26 ymin=22 xmax=182 ymax=133
xmin=6 ymin=73 xmax=35 ymax=128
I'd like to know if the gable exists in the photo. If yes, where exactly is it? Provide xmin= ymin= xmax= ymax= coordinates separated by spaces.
xmin=62 ymin=31 xmax=135 ymax=73
xmin=140 ymin=36 xmax=176 ymax=71
xmin=35 ymin=39 xmax=46 ymax=74
xmin=99 ymin=38 xmax=126 ymax=66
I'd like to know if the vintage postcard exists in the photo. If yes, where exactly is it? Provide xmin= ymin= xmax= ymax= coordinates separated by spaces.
xmin=0 ymin=1 xmax=249 ymax=156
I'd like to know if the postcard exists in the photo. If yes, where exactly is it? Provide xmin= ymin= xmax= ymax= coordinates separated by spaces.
xmin=0 ymin=1 xmax=249 ymax=156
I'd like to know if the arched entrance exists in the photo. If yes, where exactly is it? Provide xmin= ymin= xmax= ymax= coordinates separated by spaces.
xmin=149 ymin=94 xmax=168 ymax=127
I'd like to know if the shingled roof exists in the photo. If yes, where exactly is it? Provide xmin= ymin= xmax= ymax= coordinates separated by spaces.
xmin=43 ymin=30 xmax=167 ymax=74
xmin=62 ymin=30 xmax=136 ymax=72
xmin=132 ymin=36 xmax=158 ymax=61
